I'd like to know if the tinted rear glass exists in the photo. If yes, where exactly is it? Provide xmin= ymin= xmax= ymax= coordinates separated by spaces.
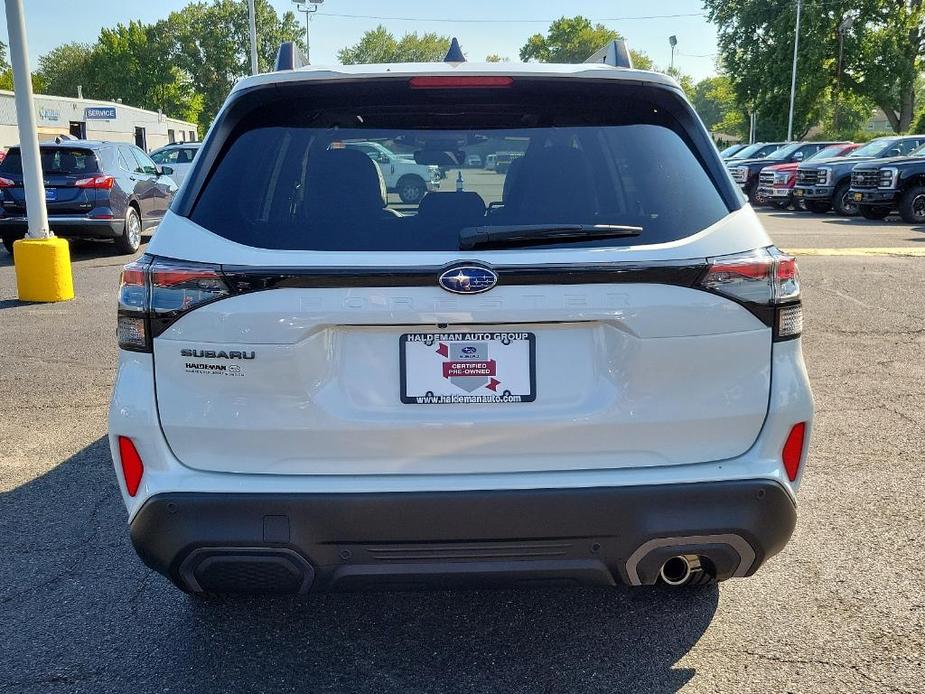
xmin=0 ymin=147 xmax=100 ymax=175
xmin=189 ymin=80 xmax=730 ymax=251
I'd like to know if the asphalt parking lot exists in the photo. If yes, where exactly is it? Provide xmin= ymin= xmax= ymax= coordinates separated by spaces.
xmin=1 ymin=211 xmax=924 ymax=693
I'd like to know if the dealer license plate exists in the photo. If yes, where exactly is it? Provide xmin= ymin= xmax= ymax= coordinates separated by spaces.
xmin=793 ymin=189 xmax=804 ymax=197
xmin=853 ymin=192 xmax=863 ymax=202
xmin=400 ymin=331 xmax=536 ymax=404
xmin=45 ymin=188 xmax=56 ymax=201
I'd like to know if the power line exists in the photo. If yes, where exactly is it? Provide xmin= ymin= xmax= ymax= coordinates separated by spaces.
xmin=314 ymin=11 xmax=705 ymax=24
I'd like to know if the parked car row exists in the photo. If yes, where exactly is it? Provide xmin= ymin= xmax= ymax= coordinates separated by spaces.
xmin=0 ymin=139 xmax=178 ymax=255
xmin=725 ymin=135 xmax=925 ymax=223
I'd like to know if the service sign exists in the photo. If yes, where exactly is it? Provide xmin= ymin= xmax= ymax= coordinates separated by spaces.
xmin=85 ymin=106 xmax=117 ymax=120
xmin=400 ymin=332 xmax=536 ymax=404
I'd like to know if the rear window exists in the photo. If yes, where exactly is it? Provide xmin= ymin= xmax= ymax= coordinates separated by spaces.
xmin=189 ymin=80 xmax=731 ymax=251
xmin=0 ymin=147 xmax=100 ymax=175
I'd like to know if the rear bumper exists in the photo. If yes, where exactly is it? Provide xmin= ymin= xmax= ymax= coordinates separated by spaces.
xmin=130 ymin=480 xmax=797 ymax=594
xmin=0 ymin=216 xmax=123 ymax=238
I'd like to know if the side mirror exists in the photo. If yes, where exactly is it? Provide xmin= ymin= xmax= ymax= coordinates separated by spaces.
xmin=378 ymin=154 xmax=390 ymax=164
xmin=159 ymin=166 xmax=174 ymax=176
xmin=793 ymin=151 xmax=804 ymax=162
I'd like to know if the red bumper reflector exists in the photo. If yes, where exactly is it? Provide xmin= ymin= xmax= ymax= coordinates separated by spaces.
xmin=117 ymin=436 xmax=144 ymax=497
xmin=782 ymin=423 xmax=806 ymax=482
xmin=409 ymin=76 xmax=514 ymax=89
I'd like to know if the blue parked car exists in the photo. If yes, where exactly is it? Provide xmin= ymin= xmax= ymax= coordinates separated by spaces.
xmin=0 ymin=140 xmax=178 ymax=255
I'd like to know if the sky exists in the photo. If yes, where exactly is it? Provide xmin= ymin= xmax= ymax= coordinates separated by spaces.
xmin=0 ymin=0 xmax=719 ymax=81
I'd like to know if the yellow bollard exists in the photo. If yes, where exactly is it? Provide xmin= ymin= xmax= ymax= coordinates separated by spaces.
xmin=13 ymin=236 xmax=74 ymax=302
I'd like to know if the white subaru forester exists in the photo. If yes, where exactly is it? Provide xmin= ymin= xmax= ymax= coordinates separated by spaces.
xmin=109 ymin=41 xmax=812 ymax=596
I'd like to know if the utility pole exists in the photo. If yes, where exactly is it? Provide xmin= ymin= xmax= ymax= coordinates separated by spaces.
xmin=786 ymin=0 xmax=802 ymax=141
xmin=248 ymin=0 xmax=258 ymax=75
xmin=293 ymin=1 xmax=324 ymax=64
xmin=834 ymin=16 xmax=855 ymax=134
xmin=5 ymin=0 xmax=47 ymax=240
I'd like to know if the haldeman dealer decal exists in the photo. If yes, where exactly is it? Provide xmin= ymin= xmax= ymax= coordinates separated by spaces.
xmin=181 ymin=348 xmax=254 ymax=376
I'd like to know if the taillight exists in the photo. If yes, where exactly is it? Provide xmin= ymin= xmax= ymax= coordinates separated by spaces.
xmin=117 ymin=436 xmax=144 ymax=496
xmin=0 ymin=176 xmax=15 ymax=188
xmin=782 ymin=422 xmax=807 ymax=482
xmin=75 ymin=175 xmax=115 ymax=189
xmin=697 ymin=247 xmax=802 ymax=340
xmin=117 ymin=255 xmax=230 ymax=352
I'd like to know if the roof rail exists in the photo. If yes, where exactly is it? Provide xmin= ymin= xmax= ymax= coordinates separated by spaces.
xmin=275 ymin=41 xmax=307 ymax=71
xmin=444 ymin=37 xmax=466 ymax=63
xmin=585 ymin=40 xmax=633 ymax=69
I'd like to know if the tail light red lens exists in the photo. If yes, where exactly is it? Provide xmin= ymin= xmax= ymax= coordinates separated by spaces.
xmin=409 ymin=76 xmax=514 ymax=89
xmin=0 ymin=176 xmax=15 ymax=188
xmin=75 ymin=175 xmax=115 ymax=189
xmin=698 ymin=247 xmax=802 ymax=340
xmin=117 ymin=436 xmax=144 ymax=497
xmin=117 ymin=255 xmax=229 ymax=352
xmin=782 ymin=422 xmax=807 ymax=482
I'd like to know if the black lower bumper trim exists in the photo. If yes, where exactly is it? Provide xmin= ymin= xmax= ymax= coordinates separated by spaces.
xmin=129 ymin=480 xmax=796 ymax=594
xmin=0 ymin=218 xmax=123 ymax=238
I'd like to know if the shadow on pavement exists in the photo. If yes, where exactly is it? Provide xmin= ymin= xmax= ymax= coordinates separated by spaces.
xmin=0 ymin=437 xmax=719 ymax=693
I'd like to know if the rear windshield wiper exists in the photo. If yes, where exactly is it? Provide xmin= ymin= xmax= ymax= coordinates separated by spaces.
xmin=458 ymin=223 xmax=642 ymax=250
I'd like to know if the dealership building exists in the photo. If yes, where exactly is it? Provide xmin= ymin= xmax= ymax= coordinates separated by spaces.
xmin=0 ymin=90 xmax=197 ymax=152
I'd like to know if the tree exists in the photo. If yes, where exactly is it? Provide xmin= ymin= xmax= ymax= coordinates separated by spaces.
xmin=167 ymin=0 xmax=303 ymax=132
xmin=485 ymin=54 xmax=508 ymax=63
xmin=0 ymin=40 xmax=46 ymax=92
xmin=841 ymin=1 xmax=925 ymax=132
xmin=32 ymin=0 xmax=304 ymax=134
xmin=338 ymin=26 xmax=451 ymax=64
xmin=691 ymin=74 xmax=748 ymax=137
xmin=704 ymin=1 xmax=837 ymax=139
xmin=35 ymin=43 xmax=94 ymax=97
xmin=704 ymin=0 xmax=925 ymax=136
xmin=519 ymin=16 xmax=652 ymax=68
xmin=664 ymin=67 xmax=694 ymax=95
xmin=83 ymin=21 xmax=202 ymax=124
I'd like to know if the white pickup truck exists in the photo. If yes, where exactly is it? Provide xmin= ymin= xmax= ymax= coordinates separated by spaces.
xmin=343 ymin=141 xmax=441 ymax=203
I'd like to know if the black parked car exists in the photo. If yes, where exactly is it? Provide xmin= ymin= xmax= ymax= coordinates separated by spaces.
xmin=848 ymin=144 xmax=925 ymax=222
xmin=727 ymin=142 xmax=837 ymax=205
xmin=794 ymin=135 xmax=925 ymax=216
xmin=0 ymin=140 xmax=178 ymax=255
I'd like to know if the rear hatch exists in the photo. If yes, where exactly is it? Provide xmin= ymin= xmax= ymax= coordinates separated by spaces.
xmin=136 ymin=73 xmax=782 ymax=476
xmin=0 ymin=146 xmax=103 ymax=215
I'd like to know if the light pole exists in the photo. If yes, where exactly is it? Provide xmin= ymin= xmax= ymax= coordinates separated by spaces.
xmin=247 ymin=0 xmax=258 ymax=75
xmin=786 ymin=0 xmax=802 ymax=141
xmin=5 ymin=0 xmax=47 ymax=240
xmin=834 ymin=16 xmax=855 ymax=133
xmin=4 ymin=0 xmax=73 ymax=302
xmin=292 ymin=0 xmax=324 ymax=64
xmin=669 ymin=35 xmax=677 ymax=71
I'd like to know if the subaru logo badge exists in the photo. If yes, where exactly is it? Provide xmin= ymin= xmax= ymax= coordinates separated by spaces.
xmin=438 ymin=264 xmax=498 ymax=294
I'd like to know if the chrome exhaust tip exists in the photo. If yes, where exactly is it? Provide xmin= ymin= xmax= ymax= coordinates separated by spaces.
xmin=659 ymin=554 xmax=702 ymax=586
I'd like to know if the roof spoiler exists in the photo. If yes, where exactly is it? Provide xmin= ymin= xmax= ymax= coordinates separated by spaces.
xmin=275 ymin=41 xmax=307 ymax=71
xmin=585 ymin=40 xmax=633 ymax=69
